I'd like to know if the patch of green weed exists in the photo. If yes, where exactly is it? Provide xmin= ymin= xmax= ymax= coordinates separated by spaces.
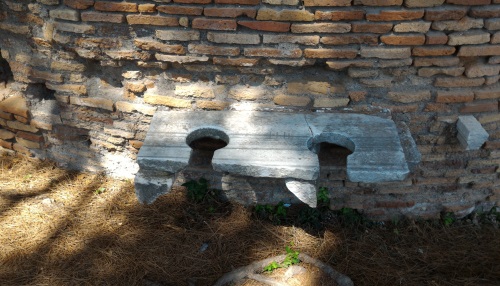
xmin=264 ymin=244 xmax=300 ymax=272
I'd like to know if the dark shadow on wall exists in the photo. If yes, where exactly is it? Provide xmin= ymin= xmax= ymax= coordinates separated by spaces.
xmin=0 ymin=50 xmax=13 ymax=87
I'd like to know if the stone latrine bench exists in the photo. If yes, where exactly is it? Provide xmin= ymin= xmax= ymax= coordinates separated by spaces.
xmin=135 ymin=111 xmax=419 ymax=207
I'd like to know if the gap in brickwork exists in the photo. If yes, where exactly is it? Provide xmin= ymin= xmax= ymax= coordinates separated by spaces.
xmin=85 ymin=59 xmax=124 ymax=88
xmin=26 ymin=83 xmax=56 ymax=101
xmin=317 ymin=143 xmax=352 ymax=182
xmin=0 ymin=49 xmax=13 ymax=87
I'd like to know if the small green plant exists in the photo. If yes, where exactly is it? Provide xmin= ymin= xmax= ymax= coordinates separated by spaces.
xmin=254 ymin=202 xmax=288 ymax=224
xmin=298 ymin=207 xmax=321 ymax=228
xmin=442 ymin=212 xmax=455 ymax=226
xmin=94 ymin=187 xmax=106 ymax=195
xmin=339 ymin=207 xmax=365 ymax=225
xmin=263 ymin=244 xmax=300 ymax=272
xmin=182 ymin=178 xmax=223 ymax=214
xmin=317 ymin=187 xmax=330 ymax=206
xmin=182 ymin=178 xmax=209 ymax=203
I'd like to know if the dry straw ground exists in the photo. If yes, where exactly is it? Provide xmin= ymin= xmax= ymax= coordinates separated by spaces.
xmin=0 ymin=154 xmax=499 ymax=286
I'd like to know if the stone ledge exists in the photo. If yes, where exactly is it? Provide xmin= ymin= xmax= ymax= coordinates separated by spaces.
xmin=135 ymin=111 xmax=419 ymax=207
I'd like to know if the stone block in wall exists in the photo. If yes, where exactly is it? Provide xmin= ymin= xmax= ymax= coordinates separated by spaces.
xmin=432 ymin=17 xmax=484 ymax=31
xmin=354 ymin=0 xmax=403 ymax=5
xmin=448 ymin=0 xmax=492 ymax=5
xmin=469 ymin=5 xmax=500 ymax=18
xmin=405 ymin=0 xmax=444 ymax=7
xmin=315 ymin=10 xmax=365 ymax=21
xmin=351 ymin=22 xmax=393 ymax=33
xmin=63 ymin=0 xmax=94 ymax=10
xmin=49 ymin=8 xmax=79 ymax=21
xmin=458 ymin=44 xmax=500 ymax=56
xmin=394 ymin=21 xmax=431 ymax=33
xmin=144 ymin=93 xmax=192 ymax=108
xmin=447 ymin=30 xmax=491 ymax=45
xmin=0 ymin=95 xmax=30 ymax=118
xmin=436 ymin=90 xmax=474 ymax=103
xmin=126 ymin=15 xmax=179 ymax=26
xmin=412 ymin=46 xmax=456 ymax=56
xmin=256 ymin=8 xmax=315 ymax=22
xmin=465 ymin=64 xmax=500 ymax=77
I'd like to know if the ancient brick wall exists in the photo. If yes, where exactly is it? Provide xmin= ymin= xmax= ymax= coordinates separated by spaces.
xmin=0 ymin=0 xmax=498 ymax=219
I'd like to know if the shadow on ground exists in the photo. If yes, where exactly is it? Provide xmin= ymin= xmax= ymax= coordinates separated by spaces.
xmin=0 ymin=155 xmax=499 ymax=286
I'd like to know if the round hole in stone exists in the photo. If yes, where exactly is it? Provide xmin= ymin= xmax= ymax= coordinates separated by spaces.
xmin=186 ymin=128 xmax=229 ymax=169
xmin=307 ymin=133 xmax=355 ymax=154
xmin=186 ymin=128 xmax=229 ymax=150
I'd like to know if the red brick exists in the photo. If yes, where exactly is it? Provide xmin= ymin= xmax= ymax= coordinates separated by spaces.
xmin=425 ymin=31 xmax=448 ymax=45
xmin=424 ymin=7 xmax=467 ymax=21
xmin=204 ymin=7 xmax=256 ymax=18
xmin=238 ymin=21 xmax=290 ymax=32
xmin=215 ymin=0 xmax=260 ymax=4
xmin=412 ymin=46 xmax=456 ymax=56
xmin=315 ymin=10 xmax=365 ymax=21
xmin=64 ymin=0 xmax=94 ymax=9
xmin=321 ymin=34 xmax=379 ymax=45
xmin=447 ymin=0 xmax=491 ymax=5
xmin=157 ymin=5 xmax=203 ymax=15
xmin=127 ymin=15 xmax=179 ymax=26
xmin=213 ymin=57 xmax=259 ymax=66
xmin=188 ymin=44 xmax=240 ymax=56
xmin=94 ymin=1 xmax=137 ymax=12
xmin=366 ymin=10 xmax=424 ymax=21
xmin=434 ymin=76 xmax=485 ymax=88
xmin=304 ymin=0 xmax=351 ymax=6
xmin=304 ymin=48 xmax=358 ymax=59
xmin=351 ymin=22 xmax=393 ymax=33
xmin=460 ymin=101 xmax=498 ymax=113
xmin=436 ymin=90 xmax=474 ymax=103
xmin=381 ymin=34 xmax=425 ymax=45
xmin=355 ymin=0 xmax=403 ymax=5
xmin=81 ymin=11 xmax=125 ymax=23
xmin=16 ymin=131 xmax=44 ymax=142
xmin=192 ymin=18 xmax=236 ymax=30
xmin=244 ymin=48 xmax=302 ymax=58
xmin=458 ymin=45 xmax=500 ymax=57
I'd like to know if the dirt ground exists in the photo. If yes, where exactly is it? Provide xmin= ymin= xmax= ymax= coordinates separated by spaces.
xmin=1 ymin=154 xmax=499 ymax=286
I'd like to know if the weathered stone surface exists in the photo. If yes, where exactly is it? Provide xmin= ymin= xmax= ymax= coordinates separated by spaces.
xmin=285 ymin=180 xmax=317 ymax=208
xmin=0 ymin=95 xmax=29 ymax=118
xmin=447 ymin=30 xmax=490 ymax=45
xmin=457 ymin=116 xmax=489 ymax=150
xmin=137 ymin=111 xmax=413 ymax=206
xmin=134 ymin=170 xmax=175 ymax=204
